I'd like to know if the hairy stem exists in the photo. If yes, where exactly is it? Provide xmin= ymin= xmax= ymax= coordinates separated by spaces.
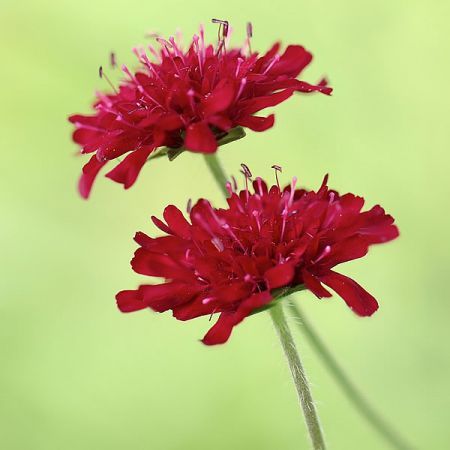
xmin=288 ymin=301 xmax=413 ymax=450
xmin=203 ymin=154 xmax=229 ymax=197
xmin=269 ymin=303 xmax=327 ymax=450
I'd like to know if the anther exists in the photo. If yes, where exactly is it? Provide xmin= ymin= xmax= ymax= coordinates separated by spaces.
xmin=212 ymin=18 xmax=229 ymax=39
xmin=186 ymin=198 xmax=193 ymax=214
xmin=98 ymin=66 xmax=118 ymax=93
xmin=271 ymin=165 xmax=282 ymax=189
xmin=212 ymin=18 xmax=229 ymax=54
xmin=110 ymin=52 xmax=116 ymax=68
xmin=231 ymin=176 xmax=238 ymax=191
xmin=246 ymin=22 xmax=253 ymax=38
xmin=246 ymin=22 xmax=253 ymax=54
xmin=240 ymin=163 xmax=252 ymax=179
xmin=240 ymin=163 xmax=252 ymax=199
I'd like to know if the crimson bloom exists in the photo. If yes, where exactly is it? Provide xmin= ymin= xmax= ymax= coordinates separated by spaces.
xmin=116 ymin=170 xmax=399 ymax=345
xmin=69 ymin=22 xmax=331 ymax=198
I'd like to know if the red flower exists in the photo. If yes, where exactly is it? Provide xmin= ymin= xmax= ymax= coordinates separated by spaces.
xmin=116 ymin=171 xmax=399 ymax=345
xmin=69 ymin=22 xmax=331 ymax=198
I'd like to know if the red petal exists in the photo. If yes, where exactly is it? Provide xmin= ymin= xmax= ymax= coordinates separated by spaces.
xmin=207 ymin=115 xmax=233 ymax=131
xmin=134 ymin=231 xmax=154 ymax=248
xmin=302 ymin=269 xmax=332 ymax=299
xmin=184 ymin=122 xmax=218 ymax=153
xmin=151 ymin=216 xmax=172 ymax=235
xmin=172 ymin=296 xmax=215 ymax=321
xmin=237 ymin=114 xmax=275 ymax=132
xmin=239 ymin=89 xmax=293 ymax=116
xmin=157 ymin=113 xmax=183 ymax=131
xmin=267 ymin=45 xmax=312 ymax=77
xmin=163 ymin=205 xmax=191 ymax=239
xmin=78 ymin=154 xmax=107 ymax=199
xmin=214 ymin=281 xmax=252 ymax=304
xmin=116 ymin=289 xmax=147 ymax=312
xmin=73 ymin=128 xmax=100 ymax=148
xmin=139 ymin=282 xmax=197 ymax=312
xmin=202 ymin=291 xmax=272 ymax=345
xmin=292 ymin=80 xmax=333 ymax=95
xmin=131 ymin=249 xmax=194 ymax=281
xmin=105 ymin=146 xmax=154 ymax=189
xmin=201 ymin=312 xmax=236 ymax=345
xmin=320 ymin=271 xmax=379 ymax=316
xmin=202 ymin=79 xmax=235 ymax=116
xmin=265 ymin=264 xmax=295 ymax=289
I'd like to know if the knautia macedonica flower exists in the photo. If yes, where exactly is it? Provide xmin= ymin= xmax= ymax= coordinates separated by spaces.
xmin=69 ymin=21 xmax=332 ymax=198
xmin=116 ymin=168 xmax=399 ymax=345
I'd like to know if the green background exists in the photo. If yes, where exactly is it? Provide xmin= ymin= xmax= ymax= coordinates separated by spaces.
xmin=1 ymin=0 xmax=449 ymax=448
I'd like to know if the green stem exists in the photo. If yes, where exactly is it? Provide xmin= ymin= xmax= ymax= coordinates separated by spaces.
xmin=288 ymin=301 xmax=413 ymax=450
xmin=203 ymin=154 xmax=229 ymax=197
xmin=269 ymin=303 xmax=327 ymax=450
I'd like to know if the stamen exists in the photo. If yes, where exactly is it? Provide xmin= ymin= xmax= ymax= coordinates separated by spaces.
xmin=280 ymin=207 xmax=288 ymax=242
xmin=192 ymin=35 xmax=204 ymax=76
xmin=212 ymin=18 xmax=229 ymax=39
xmin=194 ymin=270 xmax=209 ymax=284
xmin=98 ymin=66 xmax=118 ymax=93
xmin=236 ymin=77 xmax=247 ymax=100
xmin=141 ymin=52 xmax=164 ymax=83
xmin=211 ymin=237 xmax=224 ymax=252
xmin=231 ymin=176 xmax=238 ymax=191
xmin=235 ymin=57 xmax=244 ymax=77
xmin=110 ymin=52 xmax=117 ymax=68
xmin=313 ymin=245 xmax=332 ymax=264
xmin=240 ymin=163 xmax=252 ymax=200
xmin=187 ymin=89 xmax=196 ymax=112
xmin=263 ymin=55 xmax=280 ymax=74
xmin=246 ymin=22 xmax=253 ymax=54
xmin=328 ymin=192 xmax=335 ymax=204
xmin=252 ymin=210 xmax=261 ymax=232
xmin=240 ymin=163 xmax=252 ymax=178
xmin=271 ymin=165 xmax=282 ymax=189
xmin=212 ymin=18 xmax=229 ymax=54
xmin=246 ymin=22 xmax=253 ymax=38
xmin=288 ymin=177 xmax=297 ymax=206
xmin=156 ymin=37 xmax=173 ymax=55
xmin=222 ymin=223 xmax=246 ymax=252
xmin=145 ymin=31 xmax=161 ymax=39
xmin=121 ymin=64 xmax=135 ymax=82
xmin=186 ymin=198 xmax=193 ymax=214
xmin=147 ymin=44 xmax=161 ymax=61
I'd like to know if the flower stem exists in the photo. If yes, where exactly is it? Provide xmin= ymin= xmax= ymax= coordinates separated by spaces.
xmin=203 ymin=154 xmax=229 ymax=197
xmin=288 ymin=301 xmax=413 ymax=450
xmin=269 ymin=303 xmax=327 ymax=450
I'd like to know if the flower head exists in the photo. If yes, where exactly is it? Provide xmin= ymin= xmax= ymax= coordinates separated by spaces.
xmin=69 ymin=22 xmax=331 ymax=198
xmin=116 ymin=170 xmax=398 ymax=345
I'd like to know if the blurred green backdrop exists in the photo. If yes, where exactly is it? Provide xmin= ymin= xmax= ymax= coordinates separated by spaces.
xmin=1 ymin=0 xmax=449 ymax=449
